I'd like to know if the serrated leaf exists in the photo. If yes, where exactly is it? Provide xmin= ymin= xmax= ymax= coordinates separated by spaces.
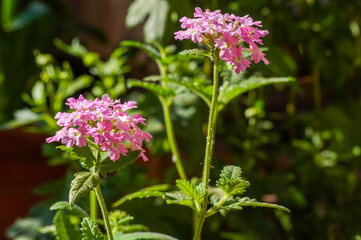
xmin=81 ymin=217 xmax=106 ymax=240
xmin=112 ymin=184 xmax=171 ymax=207
xmin=220 ymin=197 xmax=290 ymax=213
xmin=216 ymin=165 xmax=250 ymax=195
xmin=179 ymin=49 xmax=210 ymax=59
xmin=127 ymin=79 xmax=175 ymax=98
xmin=217 ymin=77 xmax=295 ymax=111
xmin=99 ymin=150 xmax=141 ymax=177
xmin=114 ymin=231 xmax=178 ymax=240
xmin=69 ymin=172 xmax=101 ymax=207
xmin=50 ymin=201 xmax=89 ymax=218
xmin=164 ymin=192 xmax=197 ymax=211
xmin=126 ymin=0 xmax=169 ymax=42
xmin=121 ymin=40 xmax=160 ymax=60
xmin=176 ymin=179 xmax=203 ymax=202
xmin=53 ymin=210 xmax=81 ymax=240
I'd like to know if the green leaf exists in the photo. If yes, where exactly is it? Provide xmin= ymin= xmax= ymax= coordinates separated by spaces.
xmin=99 ymin=150 xmax=141 ymax=177
xmin=121 ymin=40 xmax=161 ymax=60
xmin=164 ymin=192 xmax=197 ymax=211
xmin=217 ymin=77 xmax=295 ymax=111
xmin=126 ymin=0 xmax=169 ymax=42
xmin=81 ymin=217 xmax=106 ymax=240
xmin=179 ymin=49 xmax=210 ymax=59
xmin=220 ymin=197 xmax=290 ymax=213
xmin=50 ymin=201 xmax=89 ymax=218
xmin=237 ymin=198 xmax=290 ymax=213
xmin=127 ymin=79 xmax=175 ymax=98
xmin=114 ymin=231 xmax=178 ymax=240
xmin=112 ymin=184 xmax=171 ymax=207
xmin=69 ymin=172 xmax=101 ymax=207
xmin=176 ymin=179 xmax=203 ymax=202
xmin=53 ymin=210 xmax=81 ymax=240
xmin=216 ymin=165 xmax=250 ymax=195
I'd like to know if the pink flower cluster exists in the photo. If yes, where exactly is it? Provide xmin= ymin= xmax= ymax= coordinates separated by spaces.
xmin=175 ymin=7 xmax=269 ymax=73
xmin=46 ymin=94 xmax=152 ymax=162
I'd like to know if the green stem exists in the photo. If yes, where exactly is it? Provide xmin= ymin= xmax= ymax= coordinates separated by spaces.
xmin=193 ymin=58 xmax=220 ymax=240
xmin=159 ymin=97 xmax=187 ymax=180
xmin=95 ymin=184 xmax=113 ymax=240
xmin=157 ymin=61 xmax=187 ymax=180
xmin=90 ymin=190 xmax=98 ymax=222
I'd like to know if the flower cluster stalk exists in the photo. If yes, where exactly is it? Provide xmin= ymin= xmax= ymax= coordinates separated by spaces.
xmin=95 ymin=184 xmax=113 ymax=240
xmin=193 ymin=57 xmax=220 ymax=240
xmin=90 ymin=190 xmax=98 ymax=222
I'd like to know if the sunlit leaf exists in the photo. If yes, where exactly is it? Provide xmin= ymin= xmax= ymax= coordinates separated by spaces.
xmin=112 ymin=184 xmax=171 ymax=207
xmin=69 ymin=172 xmax=101 ymax=207
xmin=216 ymin=165 xmax=250 ymax=195
xmin=81 ymin=217 xmax=106 ymax=240
xmin=179 ymin=49 xmax=210 ymax=59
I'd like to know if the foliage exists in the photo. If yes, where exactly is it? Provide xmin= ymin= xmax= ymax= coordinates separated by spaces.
xmin=4 ymin=0 xmax=361 ymax=239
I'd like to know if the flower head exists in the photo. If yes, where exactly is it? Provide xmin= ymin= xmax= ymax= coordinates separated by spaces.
xmin=46 ymin=94 xmax=152 ymax=162
xmin=175 ymin=7 xmax=269 ymax=73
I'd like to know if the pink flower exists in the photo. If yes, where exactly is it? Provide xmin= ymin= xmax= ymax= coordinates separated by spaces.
xmin=215 ymin=32 xmax=239 ymax=60
xmin=228 ymin=46 xmax=251 ymax=74
xmin=46 ymin=94 xmax=152 ymax=162
xmin=175 ymin=7 xmax=269 ymax=73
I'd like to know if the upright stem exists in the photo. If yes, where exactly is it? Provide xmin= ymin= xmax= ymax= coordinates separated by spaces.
xmin=95 ymin=184 xmax=113 ymax=240
xmin=160 ymin=97 xmax=187 ymax=180
xmin=90 ymin=190 xmax=98 ymax=222
xmin=157 ymin=61 xmax=187 ymax=180
xmin=193 ymin=58 xmax=220 ymax=240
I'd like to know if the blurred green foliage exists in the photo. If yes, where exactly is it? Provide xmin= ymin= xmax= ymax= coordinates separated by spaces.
xmin=2 ymin=0 xmax=361 ymax=239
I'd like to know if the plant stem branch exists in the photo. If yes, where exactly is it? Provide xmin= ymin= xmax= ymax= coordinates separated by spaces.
xmin=90 ymin=190 xmax=98 ymax=222
xmin=95 ymin=184 xmax=113 ymax=240
xmin=157 ymin=61 xmax=187 ymax=180
xmin=159 ymin=97 xmax=187 ymax=180
xmin=193 ymin=58 xmax=220 ymax=240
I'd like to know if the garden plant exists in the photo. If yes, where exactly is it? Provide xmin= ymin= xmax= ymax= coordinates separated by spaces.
xmin=35 ymin=7 xmax=293 ymax=240
xmin=4 ymin=1 xmax=361 ymax=240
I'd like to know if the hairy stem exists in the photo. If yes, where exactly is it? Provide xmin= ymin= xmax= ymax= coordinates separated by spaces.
xmin=95 ymin=184 xmax=113 ymax=240
xmin=193 ymin=58 xmax=220 ymax=240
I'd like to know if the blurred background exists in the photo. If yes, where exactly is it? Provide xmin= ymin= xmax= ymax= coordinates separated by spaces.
xmin=1 ymin=0 xmax=361 ymax=239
